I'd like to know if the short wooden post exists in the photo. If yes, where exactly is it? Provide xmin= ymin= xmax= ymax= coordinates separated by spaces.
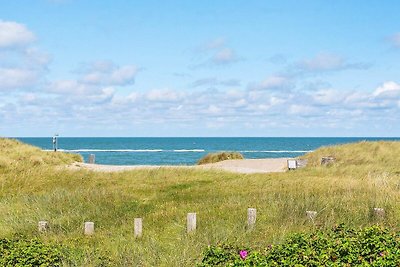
xmin=187 ymin=213 xmax=196 ymax=233
xmin=84 ymin=222 xmax=94 ymax=235
xmin=321 ymin=157 xmax=335 ymax=166
xmin=306 ymin=211 xmax=317 ymax=221
xmin=38 ymin=221 xmax=49 ymax=232
xmin=373 ymin=208 xmax=385 ymax=218
xmin=134 ymin=218 xmax=142 ymax=238
xmin=88 ymin=154 xmax=95 ymax=164
xmin=247 ymin=208 xmax=256 ymax=230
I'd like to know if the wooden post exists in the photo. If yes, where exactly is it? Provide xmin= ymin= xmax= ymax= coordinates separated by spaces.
xmin=84 ymin=222 xmax=94 ymax=235
xmin=38 ymin=221 xmax=49 ymax=232
xmin=373 ymin=208 xmax=385 ymax=218
xmin=306 ymin=211 xmax=317 ymax=221
xmin=321 ymin=157 xmax=335 ymax=166
xmin=134 ymin=218 xmax=142 ymax=238
xmin=187 ymin=213 xmax=196 ymax=233
xmin=247 ymin=208 xmax=256 ymax=230
xmin=88 ymin=154 xmax=95 ymax=164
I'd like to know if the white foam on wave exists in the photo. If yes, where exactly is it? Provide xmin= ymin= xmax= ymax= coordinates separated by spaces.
xmin=45 ymin=149 xmax=309 ymax=153
xmin=173 ymin=149 xmax=205 ymax=152
xmin=55 ymin=149 xmax=164 ymax=152
xmin=46 ymin=149 xmax=205 ymax=153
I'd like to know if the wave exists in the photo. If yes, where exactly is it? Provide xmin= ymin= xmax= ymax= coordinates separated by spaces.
xmin=173 ymin=149 xmax=205 ymax=152
xmin=54 ymin=149 xmax=164 ymax=152
xmin=44 ymin=149 xmax=310 ymax=153
xmin=45 ymin=149 xmax=205 ymax=153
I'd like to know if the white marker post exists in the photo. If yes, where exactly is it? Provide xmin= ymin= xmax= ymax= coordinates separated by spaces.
xmin=247 ymin=208 xmax=257 ymax=230
xmin=187 ymin=213 xmax=196 ymax=233
xmin=134 ymin=218 xmax=143 ymax=238
xmin=38 ymin=221 xmax=49 ymax=232
xmin=84 ymin=222 xmax=95 ymax=235
xmin=89 ymin=154 xmax=95 ymax=164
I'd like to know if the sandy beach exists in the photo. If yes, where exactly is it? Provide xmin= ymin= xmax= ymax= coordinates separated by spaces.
xmin=67 ymin=158 xmax=290 ymax=174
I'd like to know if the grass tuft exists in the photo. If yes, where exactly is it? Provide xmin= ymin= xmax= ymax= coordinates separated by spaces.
xmin=197 ymin=152 xmax=244 ymax=165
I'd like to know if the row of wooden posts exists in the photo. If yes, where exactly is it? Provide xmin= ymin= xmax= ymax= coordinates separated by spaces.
xmin=37 ymin=207 xmax=386 ymax=236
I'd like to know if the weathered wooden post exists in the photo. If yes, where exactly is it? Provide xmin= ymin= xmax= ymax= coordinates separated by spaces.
xmin=134 ymin=218 xmax=143 ymax=238
xmin=84 ymin=222 xmax=94 ymax=235
xmin=187 ymin=213 xmax=196 ymax=233
xmin=306 ymin=211 xmax=317 ymax=221
xmin=38 ymin=221 xmax=49 ymax=232
xmin=88 ymin=154 xmax=95 ymax=164
xmin=321 ymin=157 xmax=335 ymax=166
xmin=373 ymin=208 xmax=385 ymax=219
xmin=247 ymin=208 xmax=257 ymax=230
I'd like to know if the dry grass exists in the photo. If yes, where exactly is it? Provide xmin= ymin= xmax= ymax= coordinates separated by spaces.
xmin=197 ymin=152 xmax=244 ymax=165
xmin=0 ymin=138 xmax=399 ymax=266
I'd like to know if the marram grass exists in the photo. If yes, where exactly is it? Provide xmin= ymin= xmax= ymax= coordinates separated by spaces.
xmin=0 ymin=138 xmax=399 ymax=266
xmin=197 ymin=152 xmax=244 ymax=165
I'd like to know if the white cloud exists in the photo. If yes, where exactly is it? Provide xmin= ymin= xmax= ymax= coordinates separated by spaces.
xmin=0 ymin=67 xmax=38 ymax=90
xmin=0 ymin=20 xmax=35 ymax=48
xmin=288 ymin=104 xmax=317 ymax=115
xmin=191 ymin=77 xmax=240 ymax=87
xmin=389 ymin=33 xmax=400 ymax=48
xmin=204 ymin=37 xmax=225 ymax=50
xmin=300 ymin=53 xmax=344 ymax=71
xmin=313 ymin=89 xmax=347 ymax=105
xmin=146 ymin=89 xmax=184 ymax=102
xmin=81 ymin=62 xmax=138 ymax=86
xmin=47 ymin=80 xmax=88 ymax=95
xmin=194 ymin=38 xmax=240 ymax=67
xmin=0 ymin=21 xmax=49 ymax=92
xmin=212 ymin=48 xmax=237 ymax=64
xmin=297 ymin=53 xmax=369 ymax=72
xmin=373 ymin=81 xmax=400 ymax=98
xmin=252 ymin=75 xmax=292 ymax=91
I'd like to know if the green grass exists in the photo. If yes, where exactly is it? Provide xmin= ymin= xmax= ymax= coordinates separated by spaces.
xmin=0 ymin=139 xmax=399 ymax=266
xmin=197 ymin=152 xmax=244 ymax=165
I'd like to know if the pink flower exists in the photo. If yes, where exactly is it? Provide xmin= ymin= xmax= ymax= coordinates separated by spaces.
xmin=239 ymin=250 xmax=248 ymax=260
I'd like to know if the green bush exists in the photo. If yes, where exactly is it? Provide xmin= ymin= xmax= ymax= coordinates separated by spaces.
xmin=197 ymin=152 xmax=244 ymax=165
xmin=0 ymin=237 xmax=64 ymax=267
xmin=198 ymin=224 xmax=400 ymax=266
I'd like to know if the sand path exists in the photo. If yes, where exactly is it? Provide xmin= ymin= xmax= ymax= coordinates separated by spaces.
xmin=67 ymin=158 xmax=290 ymax=174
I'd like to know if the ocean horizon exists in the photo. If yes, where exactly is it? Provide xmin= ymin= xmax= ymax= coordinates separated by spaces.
xmin=14 ymin=137 xmax=400 ymax=166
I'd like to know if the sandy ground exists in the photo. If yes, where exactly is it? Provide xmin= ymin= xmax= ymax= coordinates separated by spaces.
xmin=67 ymin=158 xmax=290 ymax=174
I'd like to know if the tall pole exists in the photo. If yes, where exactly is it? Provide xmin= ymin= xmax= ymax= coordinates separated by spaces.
xmin=53 ymin=134 xmax=59 ymax=152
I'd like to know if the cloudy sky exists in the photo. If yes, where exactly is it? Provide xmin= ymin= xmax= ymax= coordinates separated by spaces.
xmin=1 ymin=0 xmax=400 ymax=137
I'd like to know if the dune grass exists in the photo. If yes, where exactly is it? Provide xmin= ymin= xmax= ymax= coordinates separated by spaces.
xmin=197 ymin=152 xmax=244 ymax=165
xmin=0 ymin=139 xmax=399 ymax=266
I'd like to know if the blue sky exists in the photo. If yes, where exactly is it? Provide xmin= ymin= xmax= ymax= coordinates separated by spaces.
xmin=1 ymin=0 xmax=400 ymax=137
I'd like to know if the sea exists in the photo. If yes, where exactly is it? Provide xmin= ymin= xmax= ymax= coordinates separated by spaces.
xmin=15 ymin=137 xmax=400 ymax=166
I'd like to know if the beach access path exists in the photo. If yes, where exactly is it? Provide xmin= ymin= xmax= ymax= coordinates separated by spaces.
xmin=67 ymin=158 xmax=290 ymax=174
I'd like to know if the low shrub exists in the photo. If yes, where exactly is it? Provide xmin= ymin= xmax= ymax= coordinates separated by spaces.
xmin=197 ymin=152 xmax=244 ymax=165
xmin=198 ymin=224 xmax=400 ymax=266
xmin=0 ymin=237 xmax=64 ymax=266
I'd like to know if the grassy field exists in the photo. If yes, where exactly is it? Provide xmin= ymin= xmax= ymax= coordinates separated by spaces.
xmin=0 ymin=139 xmax=399 ymax=266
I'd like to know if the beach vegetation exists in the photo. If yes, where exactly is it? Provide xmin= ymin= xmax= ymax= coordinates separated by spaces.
xmin=198 ymin=224 xmax=400 ymax=266
xmin=0 ymin=138 xmax=399 ymax=266
xmin=197 ymin=152 xmax=244 ymax=165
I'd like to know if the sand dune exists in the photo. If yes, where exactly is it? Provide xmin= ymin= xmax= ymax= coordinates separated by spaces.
xmin=67 ymin=158 xmax=290 ymax=174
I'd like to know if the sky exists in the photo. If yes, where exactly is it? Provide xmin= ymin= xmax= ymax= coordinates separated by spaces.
xmin=1 ymin=0 xmax=400 ymax=137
